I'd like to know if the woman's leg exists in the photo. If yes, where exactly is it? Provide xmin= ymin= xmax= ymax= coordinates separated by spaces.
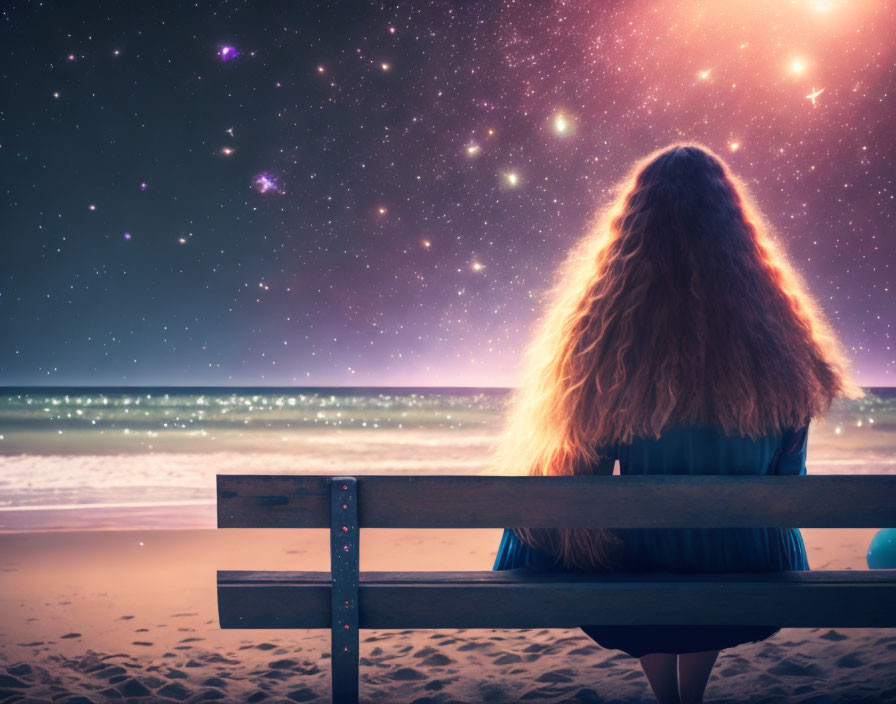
xmin=677 ymin=650 xmax=719 ymax=704
xmin=639 ymin=653 xmax=680 ymax=704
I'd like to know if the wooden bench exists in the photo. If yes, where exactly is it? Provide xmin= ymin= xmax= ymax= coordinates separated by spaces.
xmin=217 ymin=474 xmax=896 ymax=704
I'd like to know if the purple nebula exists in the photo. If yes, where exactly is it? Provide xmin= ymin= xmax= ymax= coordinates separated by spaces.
xmin=253 ymin=172 xmax=279 ymax=194
xmin=218 ymin=45 xmax=239 ymax=62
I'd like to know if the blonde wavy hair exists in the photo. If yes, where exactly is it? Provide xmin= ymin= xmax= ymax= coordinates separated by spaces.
xmin=490 ymin=143 xmax=863 ymax=570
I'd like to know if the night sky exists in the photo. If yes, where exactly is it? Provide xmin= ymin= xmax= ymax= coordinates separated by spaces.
xmin=2 ymin=1 xmax=894 ymax=387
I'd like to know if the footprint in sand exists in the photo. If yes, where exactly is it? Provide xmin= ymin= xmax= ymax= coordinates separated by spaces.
xmin=820 ymin=629 xmax=848 ymax=641
xmin=836 ymin=654 xmax=864 ymax=669
xmin=201 ymin=677 xmax=229 ymax=688
xmin=158 ymin=681 xmax=192 ymax=701
xmin=535 ymin=668 xmax=575 ymax=683
xmin=388 ymin=667 xmax=427 ymax=681
xmin=768 ymin=658 xmax=824 ymax=678
xmin=478 ymin=681 xmax=511 ymax=702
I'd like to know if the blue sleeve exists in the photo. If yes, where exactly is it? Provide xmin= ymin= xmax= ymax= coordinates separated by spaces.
xmin=775 ymin=425 xmax=808 ymax=475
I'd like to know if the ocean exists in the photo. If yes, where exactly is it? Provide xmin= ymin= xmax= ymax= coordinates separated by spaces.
xmin=1 ymin=386 xmax=894 ymax=530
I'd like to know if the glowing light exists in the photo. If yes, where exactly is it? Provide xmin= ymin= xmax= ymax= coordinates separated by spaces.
xmin=52 ymin=91 xmax=59 ymax=98
xmin=554 ymin=114 xmax=569 ymax=134
xmin=378 ymin=206 xmax=387 ymax=215
xmin=140 ymin=182 xmax=148 ymax=191
xmin=67 ymin=54 xmax=75 ymax=61
xmin=317 ymin=65 xmax=325 ymax=74
xmin=221 ymin=147 xmax=235 ymax=156
xmin=123 ymin=232 xmax=132 ymax=241
xmin=178 ymin=237 xmax=187 ymax=245
xmin=806 ymin=87 xmax=825 ymax=106
xmin=505 ymin=172 xmax=519 ymax=186
xmin=487 ymin=128 xmax=495 ymax=136
xmin=472 ymin=262 xmax=484 ymax=271
xmin=388 ymin=26 xmax=396 ymax=34
xmin=89 ymin=204 xmax=96 ymax=211
xmin=113 ymin=49 xmax=120 ymax=56
xmin=729 ymin=142 xmax=740 ymax=151
xmin=466 ymin=144 xmax=481 ymax=156
xmin=253 ymin=173 xmax=279 ymax=194
xmin=225 ymin=127 xmax=234 ymax=137
xmin=218 ymin=45 xmax=239 ymax=62
xmin=422 ymin=239 xmax=431 ymax=249
xmin=789 ymin=58 xmax=807 ymax=74
xmin=381 ymin=62 xmax=390 ymax=71
xmin=698 ymin=69 xmax=711 ymax=80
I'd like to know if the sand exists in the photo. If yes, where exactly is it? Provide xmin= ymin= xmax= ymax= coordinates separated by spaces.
xmin=1 ymin=526 xmax=895 ymax=703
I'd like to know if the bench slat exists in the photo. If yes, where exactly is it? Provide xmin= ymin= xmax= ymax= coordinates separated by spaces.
xmin=217 ymin=475 xmax=896 ymax=528
xmin=218 ymin=570 xmax=896 ymax=629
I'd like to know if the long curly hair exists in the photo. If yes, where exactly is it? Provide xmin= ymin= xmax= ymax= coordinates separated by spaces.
xmin=490 ymin=143 xmax=863 ymax=571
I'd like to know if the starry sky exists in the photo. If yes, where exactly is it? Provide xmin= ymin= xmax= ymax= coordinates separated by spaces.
xmin=2 ymin=0 xmax=894 ymax=387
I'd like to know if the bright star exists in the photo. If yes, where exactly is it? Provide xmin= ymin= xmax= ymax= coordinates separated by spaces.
xmin=806 ymin=87 xmax=825 ymax=106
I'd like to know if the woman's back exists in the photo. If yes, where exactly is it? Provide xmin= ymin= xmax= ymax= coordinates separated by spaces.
xmin=493 ymin=423 xmax=810 ymax=574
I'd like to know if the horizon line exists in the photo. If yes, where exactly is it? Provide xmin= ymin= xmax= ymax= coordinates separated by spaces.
xmin=1 ymin=384 xmax=893 ymax=392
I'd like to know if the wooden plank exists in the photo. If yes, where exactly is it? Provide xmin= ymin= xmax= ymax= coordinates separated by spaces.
xmin=217 ymin=570 xmax=896 ymax=629
xmin=217 ymin=475 xmax=896 ymax=528
xmin=329 ymin=478 xmax=359 ymax=704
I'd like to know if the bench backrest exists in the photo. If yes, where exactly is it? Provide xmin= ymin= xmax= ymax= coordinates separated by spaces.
xmin=217 ymin=474 xmax=896 ymax=704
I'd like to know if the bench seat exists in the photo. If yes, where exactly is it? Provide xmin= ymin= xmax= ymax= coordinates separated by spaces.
xmin=218 ymin=568 xmax=896 ymax=629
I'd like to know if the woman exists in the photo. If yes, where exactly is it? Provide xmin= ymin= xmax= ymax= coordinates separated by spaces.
xmin=490 ymin=144 xmax=861 ymax=704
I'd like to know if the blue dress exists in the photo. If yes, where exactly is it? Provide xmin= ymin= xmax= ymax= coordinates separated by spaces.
xmin=493 ymin=423 xmax=810 ymax=657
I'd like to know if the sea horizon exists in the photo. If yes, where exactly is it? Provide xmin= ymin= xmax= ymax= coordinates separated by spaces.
xmin=2 ymin=385 xmax=895 ymax=531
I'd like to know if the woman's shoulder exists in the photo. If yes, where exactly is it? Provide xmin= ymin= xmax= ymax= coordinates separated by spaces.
xmin=613 ymin=421 xmax=807 ymax=475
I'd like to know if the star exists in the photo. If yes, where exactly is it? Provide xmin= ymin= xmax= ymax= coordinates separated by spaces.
xmin=806 ymin=87 xmax=825 ymax=106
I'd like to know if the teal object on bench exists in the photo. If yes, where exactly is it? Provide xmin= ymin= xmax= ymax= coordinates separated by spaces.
xmin=867 ymin=528 xmax=896 ymax=569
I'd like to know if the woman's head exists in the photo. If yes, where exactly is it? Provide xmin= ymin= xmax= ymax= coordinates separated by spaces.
xmin=492 ymin=143 xmax=861 ymax=569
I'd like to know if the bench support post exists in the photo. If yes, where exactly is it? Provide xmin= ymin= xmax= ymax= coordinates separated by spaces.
xmin=330 ymin=477 xmax=359 ymax=704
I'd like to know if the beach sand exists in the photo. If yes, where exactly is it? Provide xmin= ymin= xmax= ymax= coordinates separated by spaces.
xmin=1 ymin=526 xmax=894 ymax=703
